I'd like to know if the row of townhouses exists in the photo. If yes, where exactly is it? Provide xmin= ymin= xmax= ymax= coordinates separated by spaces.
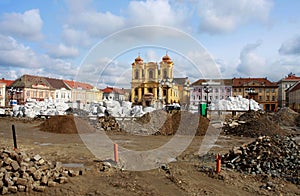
xmin=1 ymin=55 xmax=300 ymax=112
xmin=0 ymin=75 xmax=126 ymax=108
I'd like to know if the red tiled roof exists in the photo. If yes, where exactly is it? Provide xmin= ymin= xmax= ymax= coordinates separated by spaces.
xmin=63 ymin=80 xmax=93 ymax=90
xmin=232 ymin=77 xmax=277 ymax=87
xmin=0 ymin=79 xmax=14 ymax=86
xmin=102 ymin=87 xmax=125 ymax=95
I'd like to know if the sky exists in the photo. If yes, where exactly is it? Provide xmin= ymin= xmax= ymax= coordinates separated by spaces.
xmin=0 ymin=0 xmax=300 ymax=88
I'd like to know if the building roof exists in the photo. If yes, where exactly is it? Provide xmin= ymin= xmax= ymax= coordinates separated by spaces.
xmin=45 ymin=77 xmax=71 ymax=90
xmin=173 ymin=77 xmax=189 ymax=86
xmin=63 ymin=80 xmax=93 ymax=90
xmin=232 ymin=77 xmax=278 ymax=87
xmin=10 ymin=74 xmax=53 ymax=89
xmin=0 ymin=78 xmax=14 ymax=86
xmin=278 ymin=73 xmax=300 ymax=83
xmin=287 ymin=81 xmax=300 ymax=93
xmin=192 ymin=79 xmax=233 ymax=86
xmin=102 ymin=87 xmax=125 ymax=95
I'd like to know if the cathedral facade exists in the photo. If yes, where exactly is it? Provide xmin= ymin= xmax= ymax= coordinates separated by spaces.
xmin=131 ymin=54 xmax=180 ymax=106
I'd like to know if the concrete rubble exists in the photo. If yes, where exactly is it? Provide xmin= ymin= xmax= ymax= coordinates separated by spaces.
xmin=0 ymin=148 xmax=82 ymax=194
xmin=222 ymin=135 xmax=300 ymax=185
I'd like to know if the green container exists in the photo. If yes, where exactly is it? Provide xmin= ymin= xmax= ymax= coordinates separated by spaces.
xmin=198 ymin=103 xmax=207 ymax=116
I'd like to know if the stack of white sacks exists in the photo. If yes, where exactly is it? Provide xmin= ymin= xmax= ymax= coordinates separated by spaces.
xmin=89 ymin=100 xmax=152 ymax=118
xmin=10 ymin=98 xmax=70 ymax=118
xmin=210 ymin=96 xmax=261 ymax=111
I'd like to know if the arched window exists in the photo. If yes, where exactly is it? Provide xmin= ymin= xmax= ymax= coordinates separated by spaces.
xmin=149 ymin=70 xmax=154 ymax=79
xmin=135 ymin=70 xmax=139 ymax=79
xmin=163 ymin=69 xmax=167 ymax=78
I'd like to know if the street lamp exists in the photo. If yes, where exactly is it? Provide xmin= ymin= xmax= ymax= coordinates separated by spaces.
xmin=8 ymin=87 xmax=23 ymax=106
xmin=160 ymin=77 xmax=174 ymax=105
xmin=203 ymin=84 xmax=211 ymax=117
xmin=183 ymin=80 xmax=190 ymax=110
xmin=245 ymin=87 xmax=255 ymax=111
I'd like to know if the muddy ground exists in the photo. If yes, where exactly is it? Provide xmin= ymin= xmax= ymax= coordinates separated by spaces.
xmin=0 ymin=113 xmax=299 ymax=196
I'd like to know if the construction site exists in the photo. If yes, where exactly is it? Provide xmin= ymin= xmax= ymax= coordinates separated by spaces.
xmin=0 ymin=105 xmax=299 ymax=195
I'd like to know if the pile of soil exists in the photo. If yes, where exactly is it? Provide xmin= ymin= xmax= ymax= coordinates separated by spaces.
xmin=223 ymin=110 xmax=285 ymax=138
xmin=119 ymin=110 xmax=210 ymax=136
xmin=274 ymin=107 xmax=300 ymax=126
xmin=153 ymin=111 xmax=210 ymax=136
xmin=39 ymin=115 xmax=78 ymax=134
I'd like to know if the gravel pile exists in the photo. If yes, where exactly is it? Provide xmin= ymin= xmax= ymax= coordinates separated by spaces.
xmin=0 ymin=148 xmax=82 ymax=194
xmin=222 ymin=136 xmax=300 ymax=184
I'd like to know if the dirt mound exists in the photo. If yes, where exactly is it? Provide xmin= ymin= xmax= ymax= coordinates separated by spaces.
xmin=118 ymin=110 xmax=210 ymax=136
xmin=222 ymin=135 xmax=300 ymax=185
xmin=223 ymin=111 xmax=285 ymax=137
xmin=39 ymin=115 xmax=78 ymax=134
xmin=154 ymin=111 xmax=210 ymax=136
xmin=274 ymin=107 xmax=300 ymax=126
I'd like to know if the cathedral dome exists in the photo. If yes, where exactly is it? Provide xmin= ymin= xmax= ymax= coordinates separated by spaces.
xmin=135 ymin=55 xmax=143 ymax=63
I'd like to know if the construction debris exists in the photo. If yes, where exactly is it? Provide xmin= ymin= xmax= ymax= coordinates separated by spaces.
xmin=0 ymin=148 xmax=82 ymax=194
xmin=222 ymin=110 xmax=286 ymax=137
xmin=222 ymin=135 xmax=300 ymax=184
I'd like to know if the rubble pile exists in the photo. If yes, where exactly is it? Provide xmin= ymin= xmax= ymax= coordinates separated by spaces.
xmin=223 ymin=110 xmax=284 ymax=137
xmin=0 ymin=149 xmax=81 ymax=194
xmin=274 ymin=107 xmax=300 ymax=127
xmin=98 ymin=116 xmax=121 ymax=132
xmin=222 ymin=136 xmax=300 ymax=184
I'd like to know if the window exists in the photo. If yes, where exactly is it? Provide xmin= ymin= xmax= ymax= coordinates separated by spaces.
xmin=26 ymin=91 xmax=30 ymax=97
xmin=259 ymin=88 xmax=262 ymax=93
xmin=215 ymin=88 xmax=218 ymax=93
xmin=272 ymin=89 xmax=275 ymax=93
xmin=239 ymin=88 xmax=241 ymax=92
xmin=163 ymin=69 xmax=167 ymax=78
xmin=33 ymin=91 xmax=37 ymax=97
xmin=259 ymin=96 xmax=262 ymax=101
xmin=56 ymin=93 xmax=59 ymax=99
xmin=266 ymin=88 xmax=270 ymax=93
xmin=135 ymin=70 xmax=139 ymax=79
xmin=215 ymin=96 xmax=218 ymax=100
xmin=266 ymin=96 xmax=270 ymax=101
xmin=149 ymin=70 xmax=154 ymax=79
xmin=39 ymin=92 xmax=43 ymax=98
xmin=272 ymin=96 xmax=275 ymax=101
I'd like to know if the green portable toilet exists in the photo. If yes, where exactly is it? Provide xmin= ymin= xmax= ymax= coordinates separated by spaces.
xmin=198 ymin=103 xmax=207 ymax=117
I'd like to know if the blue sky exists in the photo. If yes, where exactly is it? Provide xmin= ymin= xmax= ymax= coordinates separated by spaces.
xmin=0 ymin=0 xmax=300 ymax=88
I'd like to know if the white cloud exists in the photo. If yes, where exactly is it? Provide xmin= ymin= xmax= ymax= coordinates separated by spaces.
xmin=62 ymin=25 xmax=91 ymax=47
xmin=198 ymin=0 xmax=273 ymax=34
xmin=0 ymin=34 xmax=78 ymax=79
xmin=279 ymin=35 xmax=300 ymax=55
xmin=127 ymin=0 xmax=188 ymax=28
xmin=237 ymin=41 xmax=266 ymax=76
xmin=0 ymin=9 xmax=43 ymax=41
xmin=45 ymin=43 xmax=79 ymax=58
xmin=0 ymin=35 xmax=40 ymax=68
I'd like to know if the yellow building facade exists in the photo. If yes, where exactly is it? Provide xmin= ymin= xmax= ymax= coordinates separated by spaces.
xmin=131 ymin=54 xmax=179 ymax=106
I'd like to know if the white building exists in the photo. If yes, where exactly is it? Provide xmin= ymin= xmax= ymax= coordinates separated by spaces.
xmin=190 ymin=79 xmax=232 ymax=106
